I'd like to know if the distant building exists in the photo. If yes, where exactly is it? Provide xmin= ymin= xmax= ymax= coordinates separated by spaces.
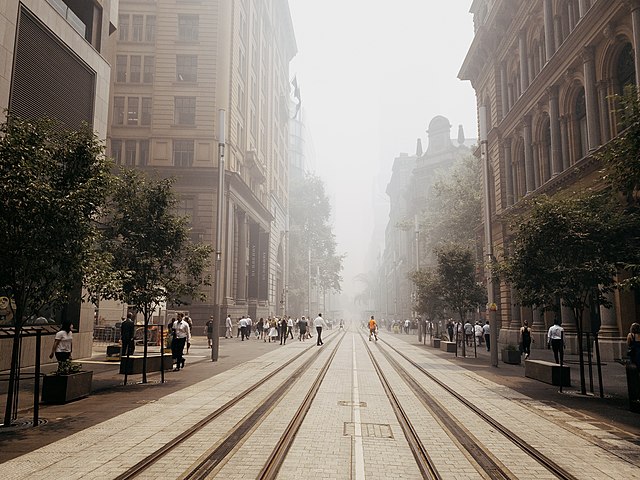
xmin=109 ymin=0 xmax=296 ymax=329
xmin=459 ymin=0 xmax=639 ymax=359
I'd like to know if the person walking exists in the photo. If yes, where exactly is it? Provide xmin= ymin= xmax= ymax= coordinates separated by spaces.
xmin=474 ymin=322 xmax=483 ymax=347
xmin=245 ymin=315 xmax=253 ymax=339
xmin=225 ymin=314 xmax=232 ymax=339
xmin=172 ymin=314 xmax=191 ymax=371
xmin=184 ymin=315 xmax=193 ymax=353
xmin=368 ymin=315 xmax=378 ymax=341
xmin=447 ymin=320 xmax=454 ymax=342
xmin=547 ymin=319 xmax=564 ymax=364
xmin=627 ymin=323 xmax=640 ymax=366
xmin=314 ymin=313 xmax=325 ymax=346
xmin=464 ymin=321 xmax=473 ymax=346
xmin=482 ymin=320 xmax=491 ymax=351
xmin=520 ymin=321 xmax=532 ymax=359
xmin=298 ymin=316 xmax=308 ymax=341
xmin=120 ymin=313 xmax=135 ymax=357
xmin=49 ymin=319 xmax=73 ymax=365
xmin=205 ymin=316 xmax=214 ymax=348
xmin=280 ymin=317 xmax=289 ymax=345
xmin=287 ymin=316 xmax=294 ymax=339
xmin=239 ymin=316 xmax=248 ymax=341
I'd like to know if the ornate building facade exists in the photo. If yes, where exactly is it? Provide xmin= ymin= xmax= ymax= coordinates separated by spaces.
xmin=459 ymin=0 xmax=640 ymax=359
xmin=109 ymin=0 xmax=296 ymax=329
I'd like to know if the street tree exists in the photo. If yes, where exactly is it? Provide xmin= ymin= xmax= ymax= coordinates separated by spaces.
xmin=288 ymin=174 xmax=343 ymax=315
xmin=497 ymin=193 xmax=640 ymax=394
xmin=0 ymin=116 xmax=112 ymax=427
xmin=88 ymin=168 xmax=212 ymax=383
xmin=410 ymin=268 xmax=446 ymax=332
xmin=435 ymin=242 xmax=486 ymax=356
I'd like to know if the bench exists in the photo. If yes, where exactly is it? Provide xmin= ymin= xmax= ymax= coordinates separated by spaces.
xmin=119 ymin=353 xmax=173 ymax=374
xmin=525 ymin=359 xmax=570 ymax=387
xmin=440 ymin=341 xmax=457 ymax=353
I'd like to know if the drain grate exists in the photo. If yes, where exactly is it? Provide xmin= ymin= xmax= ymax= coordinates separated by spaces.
xmin=0 ymin=418 xmax=48 ymax=433
xmin=344 ymin=422 xmax=393 ymax=438
xmin=338 ymin=400 xmax=367 ymax=407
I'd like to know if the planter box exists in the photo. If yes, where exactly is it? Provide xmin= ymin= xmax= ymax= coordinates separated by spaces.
xmin=432 ymin=338 xmax=441 ymax=348
xmin=42 ymin=371 xmax=93 ymax=404
xmin=440 ymin=341 xmax=457 ymax=353
xmin=525 ymin=359 xmax=570 ymax=386
xmin=501 ymin=349 xmax=521 ymax=365
xmin=119 ymin=353 xmax=173 ymax=374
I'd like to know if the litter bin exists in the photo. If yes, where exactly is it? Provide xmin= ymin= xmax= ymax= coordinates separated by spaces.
xmin=625 ymin=363 xmax=640 ymax=413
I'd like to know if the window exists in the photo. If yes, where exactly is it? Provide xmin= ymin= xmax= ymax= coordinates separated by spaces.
xmin=111 ymin=139 xmax=123 ymax=164
xmin=143 ymin=56 xmax=154 ymax=83
xmin=125 ymin=140 xmax=137 ymax=166
xmin=178 ymin=15 xmax=199 ymax=41
xmin=132 ymin=15 xmax=143 ymax=42
xmin=145 ymin=15 xmax=156 ymax=42
xmin=176 ymin=55 xmax=197 ymax=82
xmin=113 ymin=96 xmax=125 ymax=125
xmin=127 ymin=97 xmax=139 ymax=125
xmin=116 ymin=55 xmax=127 ymax=82
xmin=130 ymin=56 xmax=141 ymax=83
xmin=118 ymin=14 xmax=129 ymax=41
xmin=175 ymin=97 xmax=196 ymax=125
xmin=141 ymin=97 xmax=152 ymax=125
xmin=575 ymin=88 xmax=588 ymax=161
xmin=616 ymin=43 xmax=636 ymax=93
xmin=173 ymin=140 xmax=194 ymax=167
xmin=140 ymin=140 xmax=149 ymax=166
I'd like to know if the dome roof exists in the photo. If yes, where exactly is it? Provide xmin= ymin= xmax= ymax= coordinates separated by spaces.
xmin=427 ymin=115 xmax=451 ymax=134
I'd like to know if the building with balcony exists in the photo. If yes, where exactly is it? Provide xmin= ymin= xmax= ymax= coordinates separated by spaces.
xmin=108 ymin=0 xmax=296 ymax=330
xmin=459 ymin=0 xmax=640 ymax=359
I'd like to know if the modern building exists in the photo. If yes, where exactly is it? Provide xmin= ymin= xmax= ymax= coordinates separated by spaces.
xmin=377 ymin=117 xmax=474 ymax=324
xmin=0 ymin=0 xmax=118 ymax=367
xmin=108 ymin=0 xmax=296 ymax=330
xmin=459 ymin=0 xmax=640 ymax=359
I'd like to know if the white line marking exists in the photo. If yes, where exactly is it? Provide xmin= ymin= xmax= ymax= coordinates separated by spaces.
xmin=352 ymin=335 xmax=366 ymax=480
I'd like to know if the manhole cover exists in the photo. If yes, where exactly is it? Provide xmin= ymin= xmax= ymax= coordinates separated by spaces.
xmin=344 ymin=422 xmax=393 ymax=438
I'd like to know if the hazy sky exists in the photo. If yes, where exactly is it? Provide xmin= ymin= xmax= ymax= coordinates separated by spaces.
xmin=287 ymin=1 xmax=478 ymax=295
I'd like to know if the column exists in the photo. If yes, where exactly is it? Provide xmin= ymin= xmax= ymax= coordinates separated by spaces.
xmin=578 ymin=0 xmax=588 ymax=18
xmin=532 ymin=142 xmax=541 ymax=189
xmin=560 ymin=115 xmax=571 ymax=170
xmin=504 ymin=141 xmax=514 ymax=206
xmin=501 ymin=63 xmax=509 ymax=118
xmin=512 ymin=159 xmax=520 ymax=202
xmin=236 ymin=211 xmax=247 ymax=302
xmin=554 ymin=15 xmax=563 ymax=50
xmin=598 ymin=82 xmax=611 ymax=142
xmin=599 ymin=291 xmax=619 ymax=337
xmin=544 ymin=0 xmax=555 ymax=61
xmin=519 ymin=30 xmax=529 ymax=93
xmin=548 ymin=86 xmax=562 ymax=175
xmin=510 ymin=286 xmax=522 ymax=329
xmin=568 ymin=1 xmax=576 ymax=31
xmin=582 ymin=46 xmax=601 ymax=150
xmin=523 ymin=116 xmax=535 ymax=194
xmin=627 ymin=1 xmax=640 ymax=92
xmin=532 ymin=306 xmax=545 ymax=333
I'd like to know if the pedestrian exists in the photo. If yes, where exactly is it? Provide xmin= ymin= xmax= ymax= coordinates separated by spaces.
xmin=120 ymin=313 xmax=135 ymax=357
xmin=246 ymin=315 xmax=252 ymax=339
xmin=287 ymin=316 xmax=294 ymax=339
xmin=520 ymin=320 xmax=532 ymax=359
xmin=404 ymin=318 xmax=410 ymax=334
xmin=172 ymin=314 xmax=191 ymax=371
xmin=464 ymin=321 xmax=473 ymax=346
xmin=368 ymin=315 xmax=378 ymax=341
xmin=314 ymin=313 xmax=325 ymax=346
xmin=474 ymin=322 xmax=483 ymax=346
xmin=225 ymin=314 xmax=232 ymax=339
xmin=483 ymin=320 xmax=490 ymax=351
xmin=205 ymin=316 xmax=214 ymax=348
xmin=257 ymin=317 xmax=264 ymax=340
xmin=280 ymin=317 xmax=288 ymax=345
xmin=298 ymin=316 xmax=308 ymax=341
xmin=239 ymin=316 xmax=248 ymax=341
xmin=447 ymin=320 xmax=454 ymax=342
xmin=49 ymin=319 xmax=73 ymax=365
xmin=547 ymin=319 xmax=564 ymax=364
xmin=339 ymin=319 xmax=344 ymax=330
xmin=268 ymin=319 xmax=278 ymax=342
xmin=627 ymin=322 xmax=640 ymax=366
xmin=184 ymin=314 xmax=193 ymax=353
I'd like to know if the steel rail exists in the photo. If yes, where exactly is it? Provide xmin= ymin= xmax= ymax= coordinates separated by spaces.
xmin=257 ymin=331 xmax=346 ymax=479
xmin=361 ymin=333 xmax=442 ymax=480
xmin=380 ymin=338 xmax=579 ymax=480
xmin=183 ymin=331 xmax=345 ymax=480
xmin=115 ymin=331 xmax=338 ymax=480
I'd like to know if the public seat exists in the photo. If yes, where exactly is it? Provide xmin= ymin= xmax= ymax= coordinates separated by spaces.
xmin=525 ymin=359 xmax=570 ymax=386
xmin=119 ymin=353 xmax=172 ymax=374
xmin=440 ymin=341 xmax=456 ymax=353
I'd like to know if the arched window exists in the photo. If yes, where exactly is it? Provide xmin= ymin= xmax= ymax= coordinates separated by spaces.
xmin=515 ymin=141 xmax=525 ymax=201
xmin=616 ymin=42 xmax=636 ymax=93
xmin=575 ymin=88 xmax=588 ymax=161
xmin=542 ymin=120 xmax=552 ymax=182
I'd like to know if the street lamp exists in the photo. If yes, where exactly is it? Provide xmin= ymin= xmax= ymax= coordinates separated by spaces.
xmin=212 ymin=109 xmax=225 ymax=362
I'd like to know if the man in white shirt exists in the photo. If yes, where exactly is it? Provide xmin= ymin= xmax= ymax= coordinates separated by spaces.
xmin=287 ymin=316 xmax=294 ymax=339
xmin=173 ymin=315 xmax=191 ymax=371
xmin=313 ymin=313 xmax=325 ymax=346
xmin=239 ymin=316 xmax=248 ymax=341
xmin=547 ymin=320 xmax=564 ymax=364
xmin=246 ymin=316 xmax=253 ymax=339
xmin=225 ymin=315 xmax=232 ymax=338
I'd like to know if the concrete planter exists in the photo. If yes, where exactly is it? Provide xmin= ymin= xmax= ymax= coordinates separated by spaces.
xmin=432 ymin=338 xmax=441 ymax=348
xmin=119 ymin=353 xmax=173 ymax=374
xmin=42 ymin=371 xmax=93 ymax=404
xmin=501 ymin=348 xmax=521 ymax=365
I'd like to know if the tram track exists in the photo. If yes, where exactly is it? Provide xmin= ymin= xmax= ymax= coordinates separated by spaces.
xmin=115 ymin=331 xmax=343 ymax=480
xmin=374 ymin=336 xmax=579 ymax=480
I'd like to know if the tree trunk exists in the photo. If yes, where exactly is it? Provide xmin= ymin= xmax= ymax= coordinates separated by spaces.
xmin=142 ymin=306 xmax=149 ymax=384
xmin=574 ymin=308 xmax=587 ymax=395
xmin=2 ymin=329 xmax=21 ymax=427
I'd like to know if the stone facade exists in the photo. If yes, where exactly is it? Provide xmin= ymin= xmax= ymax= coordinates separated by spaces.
xmin=459 ymin=0 xmax=640 ymax=360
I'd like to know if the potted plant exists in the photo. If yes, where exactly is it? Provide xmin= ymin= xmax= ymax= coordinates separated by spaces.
xmin=42 ymin=360 xmax=93 ymax=403
xmin=501 ymin=344 xmax=522 ymax=365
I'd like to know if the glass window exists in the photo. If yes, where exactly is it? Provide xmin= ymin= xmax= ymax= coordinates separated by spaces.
xmin=127 ymin=97 xmax=139 ymax=125
xmin=118 ymin=15 xmax=129 ymax=41
xmin=143 ymin=56 xmax=155 ymax=83
xmin=130 ymin=56 xmax=141 ymax=83
xmin=113 ymin=96 xmax=125 ymax=125
xmin=616 ymin=43 xmax=636 ymax=93
xmin=175 ymin=97 xmax=196 ymax=125
xmin=125 ymin=140 xmax=137 ymax=166
xmin=140 ymin=140 xmax=149 ymax=166
xmin=178 ymin=15 xmax=199 ymax=41
xmin=111 ymin=139 xmax=123 ymax=164
xmin=132 ymin=15 xmax=143 ymax=42
xmin=145 ymin=15 xmax=156 ymax=42
xmin=176 ymin=55 xmax=197 ymax=82
xmin=141 ymin=97 xmax=152 ymax=126
xmin=116 ymin=55 xmax=127 ymax=82
xmin=173 ymin=140 xmax=194 ymax=167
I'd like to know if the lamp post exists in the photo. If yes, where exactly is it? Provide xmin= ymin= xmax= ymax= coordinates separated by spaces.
xmin=212 ymin=109 xmax=225 ymax=362
xmin=479 ymin=105 xmax=498 ymax=367
xmin=415 ymin=214 xmax=423 ymax=342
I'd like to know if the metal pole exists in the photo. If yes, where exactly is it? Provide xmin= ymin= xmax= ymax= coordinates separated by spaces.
xmin=33 ymin=330 xmax=41 ymax=427
xmin=212 ymin=110 xmax=226 ymax=362
xmin=160 ymin=325 xmax=165 ymax=383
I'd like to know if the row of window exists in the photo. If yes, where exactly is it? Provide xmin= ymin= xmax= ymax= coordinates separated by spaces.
xmin=112 ymin=96 xmax=196 ymax=126
xmin=118 ymin=14 xmax=200 ymax=43
xmin=111 ymin=139 xmax=195 ymax=167
xmin=115 ymin=54 xmax=198 ymax=84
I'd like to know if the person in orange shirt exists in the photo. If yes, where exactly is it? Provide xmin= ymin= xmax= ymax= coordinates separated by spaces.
xmin=368 ymin=315 xmax=378 ymax=342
